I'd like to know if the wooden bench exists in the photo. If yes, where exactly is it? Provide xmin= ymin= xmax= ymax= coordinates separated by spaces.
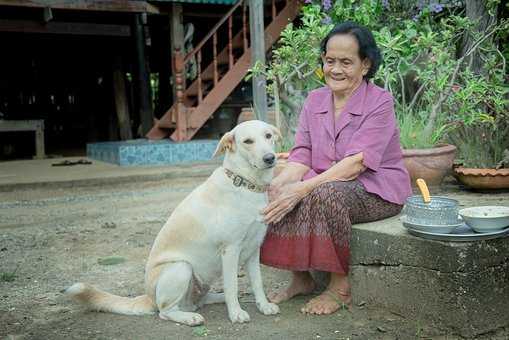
xmin=0 ymin=120 xmax=46 ymax=159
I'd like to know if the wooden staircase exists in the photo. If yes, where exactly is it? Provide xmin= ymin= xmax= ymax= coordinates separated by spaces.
xmin=146 ymin=0 xmax=299 ymax=141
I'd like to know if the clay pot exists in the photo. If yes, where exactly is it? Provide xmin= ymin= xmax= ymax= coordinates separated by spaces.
xmin=237 ymin=108 xmax=276 ymax=125
xmin=402 ymin=144 xmax=457 ymax=187
xmin=453 ymin=167 xmax=509 ymax=190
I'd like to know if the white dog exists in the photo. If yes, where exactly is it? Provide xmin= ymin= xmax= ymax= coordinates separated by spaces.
xmin=66 ymin=120 xmax=281 ymax=326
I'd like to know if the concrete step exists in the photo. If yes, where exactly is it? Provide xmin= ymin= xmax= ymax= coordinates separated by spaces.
xmin=348 ymin=215 xmax=509 ymax=338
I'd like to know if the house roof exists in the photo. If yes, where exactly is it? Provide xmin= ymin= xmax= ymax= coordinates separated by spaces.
xmin=0 ymin=0 xmax=160 ymax=13
xmin=150 ymin=0 xmax=237 ymax=5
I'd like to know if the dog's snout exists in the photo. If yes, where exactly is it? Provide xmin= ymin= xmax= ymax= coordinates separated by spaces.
xmin=263 ymin=153 xmax=276 ymax=165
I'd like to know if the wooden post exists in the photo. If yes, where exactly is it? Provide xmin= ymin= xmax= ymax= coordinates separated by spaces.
xmin=170 ymin=3 xmax=185 ymax=100
xmin=158 ymin=17 xmax=172 ymax=118
xmin=249 ymin=0 xmax=267 ymax=122
xmin=133 ymin=13 xmax=153 ymax=136
xmin=174 ymin=47 xmax=187 ymax=141
xmin=112 ymin=56 xmax=132 ymax=140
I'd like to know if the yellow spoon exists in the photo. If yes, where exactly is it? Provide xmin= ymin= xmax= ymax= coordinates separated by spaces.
xmin=416 ymin=178 xmax=431 ymax=203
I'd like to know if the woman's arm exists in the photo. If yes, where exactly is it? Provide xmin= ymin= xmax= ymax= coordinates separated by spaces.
xmin=300 ymin=152 xmax=366 ymax=195
xmin=268 ymin=162 xmax=309 ymax=202
xmin=272 ymin=161 xmax=310 ymax=186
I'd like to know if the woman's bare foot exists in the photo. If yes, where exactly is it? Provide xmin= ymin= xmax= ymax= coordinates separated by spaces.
xmin=301 ymin=272 xmax=351 ymax=315
xmin=300 ymin=290 xmax=351 ymax=315
xmin=268 ymin=271 xmax=316 ymax=303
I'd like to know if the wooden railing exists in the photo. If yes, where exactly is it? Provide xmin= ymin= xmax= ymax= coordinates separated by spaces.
xmin=171 ymin=0 xmax=291 ymax=141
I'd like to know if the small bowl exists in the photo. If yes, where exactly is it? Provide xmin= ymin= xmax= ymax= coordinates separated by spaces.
xmin=459 ymin=206 xmax=509 ymax=233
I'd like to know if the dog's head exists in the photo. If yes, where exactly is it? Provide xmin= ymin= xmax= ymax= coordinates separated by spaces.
xmin=213 ymin=120 xmax=282 ymax=170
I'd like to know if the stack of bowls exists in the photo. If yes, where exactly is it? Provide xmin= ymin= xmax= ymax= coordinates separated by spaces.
xmin=401 ymin=179 xmax=462 ymax=234
xmin=403 ymin=196 xmax=461 ymax=233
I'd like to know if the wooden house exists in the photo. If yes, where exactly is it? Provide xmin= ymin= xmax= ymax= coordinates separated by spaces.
xmin=0 ymin=0 xmax=299 ymax=160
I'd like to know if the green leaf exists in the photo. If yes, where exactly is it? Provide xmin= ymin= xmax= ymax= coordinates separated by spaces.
xmin=97 ymin=256 xmax=127 ymax=266
xmin=405 ymin=29 xmax=417 ymax=39
xmin=192 ymin=326 xmax=208 ymax=337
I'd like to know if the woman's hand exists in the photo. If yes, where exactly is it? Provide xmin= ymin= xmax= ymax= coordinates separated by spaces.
xmin=262 ymin=181 xmax=311 ymax=224
xmin=267 ymin=181 xmax=283 ymax=203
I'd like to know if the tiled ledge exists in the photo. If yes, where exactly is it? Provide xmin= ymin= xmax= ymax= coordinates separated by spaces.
xmin=87 ymin=139 xmax=219 ymax=166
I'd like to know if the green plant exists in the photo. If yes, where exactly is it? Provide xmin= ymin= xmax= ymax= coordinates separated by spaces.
xmin=251 ymin=0 xmax=508 ymax=153
xmin=375 ymin=13 xmax=507 ymax=149
xmin=449 ymin=119 xmax=509 ymax=168
xmin=1 ymin=268 xmax=18 ymax=282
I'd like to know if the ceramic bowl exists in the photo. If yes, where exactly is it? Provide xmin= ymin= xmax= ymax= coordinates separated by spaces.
xmin=459 ymin=206 xmax=509 ymax=233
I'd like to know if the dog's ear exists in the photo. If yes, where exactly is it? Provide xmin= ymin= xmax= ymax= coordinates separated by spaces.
xmin=212 ymin=131 xmax=235 ymax=157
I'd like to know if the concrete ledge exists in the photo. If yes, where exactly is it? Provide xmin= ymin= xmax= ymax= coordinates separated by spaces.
xmin=350 ymin=216 xmax=509 ymax=338
xmin=0 ymin=158 xmax=220 ymax=192
xmin=87 ymin=139 xmax=219 ymax=166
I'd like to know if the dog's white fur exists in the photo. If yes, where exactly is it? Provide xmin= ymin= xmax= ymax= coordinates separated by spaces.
xmin=66 ymin=120 xmax=281 ymax=326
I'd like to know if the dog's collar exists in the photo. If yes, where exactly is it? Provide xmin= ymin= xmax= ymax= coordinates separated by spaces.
xmin=223 ymin=168 xmax=268 ymax=193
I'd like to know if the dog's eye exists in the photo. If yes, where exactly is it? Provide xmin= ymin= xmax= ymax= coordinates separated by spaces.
xmin=243 ymin=139 xmax=254 ymax=144
xmin=265 ymin=133 xmax=272 ymax=139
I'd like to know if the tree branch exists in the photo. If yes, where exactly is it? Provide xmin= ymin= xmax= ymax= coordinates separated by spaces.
xmin=422 ymin=23 xmax=501 ymax=142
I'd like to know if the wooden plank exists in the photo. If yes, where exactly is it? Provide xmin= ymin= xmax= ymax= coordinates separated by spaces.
xmin=0 ymin=0 xmax=159 ymax=13
xmin=0 ymin=19 xmax=131 ymax=36
xmin=133 ymin=13 xmax=153 ymax=136
xmin=157 ymin=18 xmax=172 ymax=117
xmin=248 ymin=0 xmax=267 ymax=121
xmin=112 ymin=56 xmax=133 ymax=140
xmin=34 ymin=122 xmax=45 ymax=159
xmin=0 ymin=119 xmax=42 ymax=132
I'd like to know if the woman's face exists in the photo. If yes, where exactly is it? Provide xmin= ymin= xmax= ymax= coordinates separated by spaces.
xmin=321 ymin=34 xmax=371 ymax=97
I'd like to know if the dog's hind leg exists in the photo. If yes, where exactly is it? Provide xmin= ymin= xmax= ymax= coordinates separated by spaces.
xmin=199 ymin=292 xmax=225 ymax=306
xmin=156 ymin=262 xmax=205 ymax=326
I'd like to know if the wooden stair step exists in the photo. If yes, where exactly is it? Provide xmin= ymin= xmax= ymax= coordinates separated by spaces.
xmin=158 ymin=112 xmax=176 ymax=128
xmin=186 ymin=86 xmax=212 ymax=98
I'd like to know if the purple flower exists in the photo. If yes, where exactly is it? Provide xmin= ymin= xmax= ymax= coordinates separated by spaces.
xmin=321 ymin=15 xmax=332 ymax=25
xmin=322 ymin=0 xmax=332 ymax=11
xmin=304 ymin=0 xmax=313 ymax=4
xmin=381 ymin=0 xmax=389 ymax=9
xmin=429 ymin=3 xmax=443 ymax=13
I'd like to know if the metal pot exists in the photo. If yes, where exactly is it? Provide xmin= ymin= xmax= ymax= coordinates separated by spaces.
xmin=403 ymin=179 xmax=459 ymax=226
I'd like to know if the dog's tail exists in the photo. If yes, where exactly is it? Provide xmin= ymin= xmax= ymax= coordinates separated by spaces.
xmin=65 ymin=282 xmax=156 ymax=316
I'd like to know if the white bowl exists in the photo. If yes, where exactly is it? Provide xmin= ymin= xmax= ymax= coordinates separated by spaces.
xmin=459 ymin=206 xmax=509 ymax=233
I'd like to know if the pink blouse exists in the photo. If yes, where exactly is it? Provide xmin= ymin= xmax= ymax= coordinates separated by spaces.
xmin=288 ymin=80 xmax=412 ymax=205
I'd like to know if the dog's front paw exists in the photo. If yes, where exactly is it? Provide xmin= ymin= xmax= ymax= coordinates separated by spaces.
xmin=257 ymin=302 xmax=280 ymax=315
xmin=229 ymin=308 xmax=250 ymax=323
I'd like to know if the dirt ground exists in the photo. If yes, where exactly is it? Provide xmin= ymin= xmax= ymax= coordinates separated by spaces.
xmin=1 ymin=176 xmax=508 ymax=340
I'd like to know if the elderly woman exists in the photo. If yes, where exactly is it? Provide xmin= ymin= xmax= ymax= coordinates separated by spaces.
xmin=261 ymin=21 xmax=412 ymax=315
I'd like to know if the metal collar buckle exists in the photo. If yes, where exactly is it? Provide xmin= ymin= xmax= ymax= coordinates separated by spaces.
xmin=223 ymin=167 xmax=267 ymax=193
xmin=232 ymin=175 xmax=243 ymax=187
